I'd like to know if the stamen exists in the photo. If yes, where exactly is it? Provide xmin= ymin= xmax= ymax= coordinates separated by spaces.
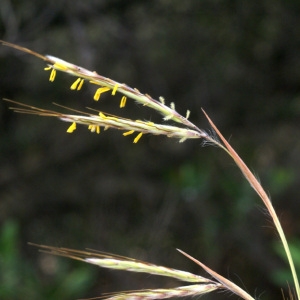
xmin=46 ymin=56 xmax=74 ymax=71
xmin=99 ymin=112 xmax=107 ymax=119
xmin=94 ymin=87 xmax=111 ymax=101
xmin=44 ymin=66 xmax=56 ymax=82
xmin=120 ymin=96 xmax=127 ymax=108
xmin=78 ymin=78 xmax=84 ymax=90
xmin=67 ymin=122 xmax=76 ymax=133
xmin=49 ymin=69 xmax=56 ymax=82
xmin=70 ymin=78 xmax=84 ymax=90
xmin=123 ymin=130 xmax=134 ymax=136
xmin=89 ymin=80 xmax=102 ymax=85
xmin=170 ymin=102 xmax=175 ymax=110
xmin=186 ymin=110 xmax=190 ymax=119
xmin=89 ymin=80 xmax=98 ymax=85
xmin=52 ymin=61 xmax=69 ymax=71
xmin=88 ymin=125 xmax=100 ymax=134
xmin=163 ymin=115 xmax=173 ymax=121
xmin=133 ymin=132 xmax=143 ymax=143
xmin=111 ymin=84 xmax=119 ymax=95
xmin=159 ymin=96 xmax=165 ymax=104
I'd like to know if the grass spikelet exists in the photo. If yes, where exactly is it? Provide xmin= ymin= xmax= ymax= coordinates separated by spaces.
xmin=0 ymin=40 xmax=202 ymax=131
xmin=3 ymin=99 xmax=207 ymax=143
xmin=100 ymin=284 xmax=221 ymax=300
xmin=28 ymin=243 xmax=215 ymax=284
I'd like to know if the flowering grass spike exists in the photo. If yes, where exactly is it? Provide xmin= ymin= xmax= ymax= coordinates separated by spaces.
xmin=1 ymin=40 xmax=299 ymax=300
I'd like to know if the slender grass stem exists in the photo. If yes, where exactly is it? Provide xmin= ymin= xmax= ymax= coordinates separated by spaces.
xmin=203 ymin=109 xmax=300 ymax=299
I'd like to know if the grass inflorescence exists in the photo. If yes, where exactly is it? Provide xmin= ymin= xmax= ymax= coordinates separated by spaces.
xmin=1 ymin=40 xmax=299 ymax=300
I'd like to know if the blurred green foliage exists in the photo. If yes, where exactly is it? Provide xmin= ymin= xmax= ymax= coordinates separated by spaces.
xmin=0 ymin=219 xmax=96 ymax=299
xmin=273 ymin=239 xmax=300 ymax=289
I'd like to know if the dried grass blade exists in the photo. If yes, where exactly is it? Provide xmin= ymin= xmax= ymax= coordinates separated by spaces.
xmin=177 ymin=249 xmax=255 ymax=300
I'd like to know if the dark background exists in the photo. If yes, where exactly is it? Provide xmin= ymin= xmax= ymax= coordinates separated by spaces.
xmin=0 ymin=1 xmax=299 ymax=299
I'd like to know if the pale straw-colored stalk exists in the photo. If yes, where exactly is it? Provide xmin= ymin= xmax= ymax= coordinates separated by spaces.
xmin=2 ymin=40 xmax=299 ymax=299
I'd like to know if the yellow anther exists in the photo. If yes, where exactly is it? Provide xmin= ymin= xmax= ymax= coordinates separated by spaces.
xmin=120 ymin=96 xmax=127 ymax=108
xmin=88 ymin=125 xmax=100 ymax=134
xmin=78 ymin=78 xmax=84 ymax=90
xmin=89 ymin=80 xmax=101 ymax=85
xmin=133 ymin=132 xmax=143 ymax=143
xmin=44 ymin=66 xmax=57 ymax=82
xmin=46 ymin=56 xmax=75 ymax=71
xmin=70 ymin=78 xmax=84 ymax=90
xmin=123 ymin=130 xmax=134 ymax=136
xmin=67 ymin=122 xmax=76 ymax=133
xmin=49 ymin=69 xmax=56 ymax=82
xmin=99 ymin=112 xmax=106 ymax=118
xmin=94 ymin=87 xmax=111 ymax=101
xmin=105 ymin=115 xmax=119 ymax=121
xmin=111 ymin=84 xmax=119 ymax=95
xmin=53 ymin=62 xmax=69 ymax=71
